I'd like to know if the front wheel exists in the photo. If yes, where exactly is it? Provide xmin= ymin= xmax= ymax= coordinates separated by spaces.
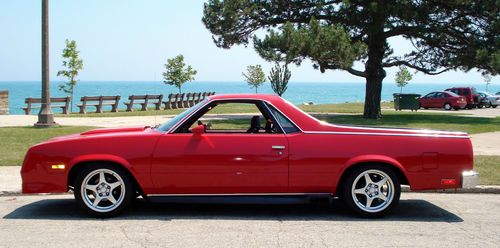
xmin=342 ymin=166 xmax=401 ymax=217
xmin=74 ymin=164 xmax=134 ymax=217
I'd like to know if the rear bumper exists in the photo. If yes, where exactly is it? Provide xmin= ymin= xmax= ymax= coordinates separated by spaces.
xmin=462 ymin=171 xmax=478 ymax=189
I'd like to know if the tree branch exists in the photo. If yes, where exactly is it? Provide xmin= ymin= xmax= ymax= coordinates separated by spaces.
xmin=346 ymin=67 xmax=367 ymax=78
xmin=382 ymin=60 xmax=454 ymax=75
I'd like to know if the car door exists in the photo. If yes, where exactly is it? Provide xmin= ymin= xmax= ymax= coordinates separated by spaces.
xmin=420 ymin=93 xmax=435 ymax=108
xmin=150 ymin=101 xmax=289 ymax=194
xmin=433 ymin=92 xmax=445 ymax=108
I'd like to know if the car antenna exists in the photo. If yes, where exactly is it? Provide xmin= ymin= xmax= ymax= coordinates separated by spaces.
xmin=154 ymin=72 xmax=157 ymax=127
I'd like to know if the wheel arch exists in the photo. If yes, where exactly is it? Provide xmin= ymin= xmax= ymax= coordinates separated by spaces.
xmin=67 ymin=155 xmax=144 ymax=196
xmin=336 ymin=155 xmax=410 ymax=196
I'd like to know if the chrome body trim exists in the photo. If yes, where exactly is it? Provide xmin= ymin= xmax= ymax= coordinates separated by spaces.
xmin=271 ymin=145 xmax=286 ymax=150
xmin=303 ymin=131 xmax=470 ymax=139
xmin=462 ymin=170 xmax=479 ymax=189
xmin=147 ymin=193 xmax=331 ymax=197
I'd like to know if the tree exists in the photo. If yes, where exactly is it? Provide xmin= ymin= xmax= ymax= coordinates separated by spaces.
xmin=483 ymin=74 xmax=492 ymax=92
xmin=395 ymin=66 xmax=412 ymax=93
xmin=163 ymin=55 xmax=197 ymax=93
xmin=57 ymin=39 xmax=83 ymax=113
xmin=202 ymin=0 xmax=499 ymax=118
xmin=242 ymin=64 xmax=266 ymax=93
xmin=268 ymin=63 xmax=291 ymax=96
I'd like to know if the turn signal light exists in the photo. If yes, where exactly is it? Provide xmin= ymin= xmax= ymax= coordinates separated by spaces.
xmin=441 ymin=179 xmax=456 ymax=186
xmin=51 ymin=164 xmax=65 ymax=170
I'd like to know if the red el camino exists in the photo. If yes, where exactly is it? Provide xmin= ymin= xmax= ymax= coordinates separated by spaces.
xmin=21 ymin=94 xmax=477 ymax=217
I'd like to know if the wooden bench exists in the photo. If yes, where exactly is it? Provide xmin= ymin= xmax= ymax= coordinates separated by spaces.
xmin=163 ymin=93 xmax=180 ymax=109
xmin=22 ymin=97 xmax=71 ymax=115
xmin=77 ymin=96 xmax=120 ymax=114
xmin=162 ymin=92 xmax=216 ymax=110
xmin=124 ymin=94 xmax=163 ymax=111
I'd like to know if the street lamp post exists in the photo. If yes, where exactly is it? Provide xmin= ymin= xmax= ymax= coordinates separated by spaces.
xmin=35 ymin=0 xmax=57 ymax=127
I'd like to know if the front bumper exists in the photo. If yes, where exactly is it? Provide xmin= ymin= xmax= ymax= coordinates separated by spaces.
xmin=462 ymin=171 xmax=479 ymax=189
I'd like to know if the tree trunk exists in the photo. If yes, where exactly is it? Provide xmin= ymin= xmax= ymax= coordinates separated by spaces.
xmin=363 ymin=16 xmax=386 ymax=119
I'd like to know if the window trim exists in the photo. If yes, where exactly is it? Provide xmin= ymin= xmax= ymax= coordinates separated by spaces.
xmin=170 ymin=99 xmax=286 ymax=134
xmin=265 ymin=103 xmax=301 ymax=134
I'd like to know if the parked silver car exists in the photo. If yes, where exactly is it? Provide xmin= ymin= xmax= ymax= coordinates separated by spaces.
xmin=478 ymin=91 xmax=500 ymax=108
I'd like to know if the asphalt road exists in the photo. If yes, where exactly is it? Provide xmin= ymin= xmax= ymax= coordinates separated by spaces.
xmin=0 ymin=193 xmax=499 ymax=248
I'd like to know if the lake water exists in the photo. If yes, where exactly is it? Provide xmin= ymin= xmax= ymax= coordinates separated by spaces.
xmin=1 ymin=81 xmax=498 ymax=114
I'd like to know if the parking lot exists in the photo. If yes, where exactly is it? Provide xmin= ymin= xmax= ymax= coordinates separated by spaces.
xmin=1 ymin=193 xmax=499 ymax=247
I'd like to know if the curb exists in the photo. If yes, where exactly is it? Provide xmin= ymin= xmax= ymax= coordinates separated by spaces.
xmin=401 ymin=185 xmax=500 ymax=194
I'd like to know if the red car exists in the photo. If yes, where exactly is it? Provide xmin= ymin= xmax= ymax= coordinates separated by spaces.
xmin=445 ymin=87 xmax=480 ymax=109
xmin=21 ymin=94 xmax=477 ymax=217
xmin=419 ymin=91 xmax=467 ymax=110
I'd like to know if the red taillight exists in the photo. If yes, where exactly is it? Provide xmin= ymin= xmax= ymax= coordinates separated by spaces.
xmin=441 ymin=179 xmax=456 ymax=186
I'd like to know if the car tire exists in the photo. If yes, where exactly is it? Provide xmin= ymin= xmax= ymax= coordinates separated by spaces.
xmin=443 ymin=103 xmax=452 ymax=111
xmin=74 ymin=164 xmax=134 ymax=217
xmin=342 ymin=165 xmax=401 ymax=218
xmin=453 ymin=107 xmax=460 ymax=111
xmin=493 ymin=105 xmax=498 ymax=108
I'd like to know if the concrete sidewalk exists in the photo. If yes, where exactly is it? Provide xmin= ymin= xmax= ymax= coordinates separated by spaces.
xmin=2 ymin=166 xmax=499 ymax=196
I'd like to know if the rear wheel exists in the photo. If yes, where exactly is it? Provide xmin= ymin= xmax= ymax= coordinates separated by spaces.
xmin=443 ymin=103 xmax=452 ymax=110
xmin=74 ymin=164 xmax=134 ymax=217
xmin=342 ymin=165 xmax=401 ymax=217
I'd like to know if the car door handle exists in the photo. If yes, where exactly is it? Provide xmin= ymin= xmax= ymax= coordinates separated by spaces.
xmin=272 ymin=145 xmax=286 ymax=150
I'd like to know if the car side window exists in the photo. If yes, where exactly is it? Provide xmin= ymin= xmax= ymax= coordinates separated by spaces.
xmin=174 ymin=101 xmax=282 ymax=134
xmin=426 ymin=92 xmax=437 ymax=98
xmin=266 ymin=104 xmax=300 ymax=133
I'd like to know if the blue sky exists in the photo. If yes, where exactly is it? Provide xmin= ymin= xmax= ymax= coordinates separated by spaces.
xmin=0 ymin=0 xmax=497 ymax=84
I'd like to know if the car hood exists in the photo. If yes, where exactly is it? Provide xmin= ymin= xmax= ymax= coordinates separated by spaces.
xmin=80 ymin=126 xmax=151 ymax=136
xmin=39 ymin=126 xmax=153 ymax=145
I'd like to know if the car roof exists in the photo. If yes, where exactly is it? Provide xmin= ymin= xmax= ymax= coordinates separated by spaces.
xmin=208 ymin=94 xmax=284 ymax=102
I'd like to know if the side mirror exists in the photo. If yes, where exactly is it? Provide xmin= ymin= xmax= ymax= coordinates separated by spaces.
xmin=191 ymin=125 xmax=205 ymax=135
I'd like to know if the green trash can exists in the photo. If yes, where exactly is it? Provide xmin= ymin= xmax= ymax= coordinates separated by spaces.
xmin=393 ymin=93 xmax=421 ymax=111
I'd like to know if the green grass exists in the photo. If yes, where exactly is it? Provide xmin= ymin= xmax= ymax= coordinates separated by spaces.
xmin=316 ymin=112 xmax=500 ymax=134
xmin=475 ymin=156 xmax=500 ymax=185
xmin=0 ymin=126 xmax=95 ymax=166
xmin=300 ymin=102 xmax=393 ymax=113
xmin=56 ymin=102 xmax=394 ymax=117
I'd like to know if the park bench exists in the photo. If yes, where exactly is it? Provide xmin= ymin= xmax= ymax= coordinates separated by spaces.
xmin=124 ymin=94 xmax=163 ymax=111
xmin=22 ymin=97 xmax=71 ymax=115
xmin=163 ymin=93 xmax=180 ymax=109
xmin=77 ymin=95 xmax=120 ymax=114
xmin=162 ymin=92 xmax=216 ymax=110
xmin=183 ymin=93 xmax=195 ymax=108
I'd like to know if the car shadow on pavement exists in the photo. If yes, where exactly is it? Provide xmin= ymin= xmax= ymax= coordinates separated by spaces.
xmin=3 ymin=198 xmax=463 ymax=222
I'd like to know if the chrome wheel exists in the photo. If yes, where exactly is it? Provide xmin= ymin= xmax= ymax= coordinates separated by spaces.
xmin=80 ymin=169 xmax=125 ymax=213
xmin=444 ymin=103 xmax=452 ymax=110
xmin=351 ymin=169 xmax=395 ymax=213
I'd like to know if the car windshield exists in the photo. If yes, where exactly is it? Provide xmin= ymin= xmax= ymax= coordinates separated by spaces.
xmin=446 ymin=91 xmax=460 ymax=97
xmin=156 ymin=99 xmax=207 ymax=132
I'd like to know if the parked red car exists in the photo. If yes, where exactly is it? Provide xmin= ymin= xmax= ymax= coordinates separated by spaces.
xmin=21 ymin=94 xmax=477 ymax=217
xmin=445 ymin=87 xmax=480 ymax=109
xmin=419 ymin=91 xmax=467 ymax=110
